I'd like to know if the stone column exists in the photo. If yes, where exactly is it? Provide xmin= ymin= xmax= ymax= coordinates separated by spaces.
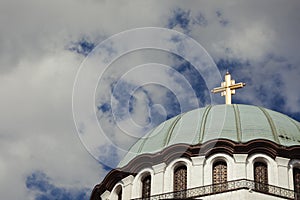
xmin=152 ymin=163 xmax=166 ymax=195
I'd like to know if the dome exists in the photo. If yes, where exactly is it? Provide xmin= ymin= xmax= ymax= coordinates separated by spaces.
xmin=118 ymin=104 xmax=300 ymax=167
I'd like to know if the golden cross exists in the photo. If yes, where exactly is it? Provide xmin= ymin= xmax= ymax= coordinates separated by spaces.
xmin=211 ymin=71 xmax=246 ymax=104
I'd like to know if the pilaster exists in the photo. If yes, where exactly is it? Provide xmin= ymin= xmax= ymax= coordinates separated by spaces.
xmin=191 ymin=156 xmax=205 ymax=187
xmin=275 ymin=157 xmax=290 ymax=188
xmin=122 ymin=175 xmax=134 ymax=199
xmin=233 ymin=154 xmax=247 ymax=179
xmin=152 ymin=163 xmax=166 ymax=195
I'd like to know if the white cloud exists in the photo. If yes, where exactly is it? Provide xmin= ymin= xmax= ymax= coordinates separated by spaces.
xmin=0 ymin=50 xmax=104 ymax=199
xmin=0 ymin=0 xmax=300 ymax=199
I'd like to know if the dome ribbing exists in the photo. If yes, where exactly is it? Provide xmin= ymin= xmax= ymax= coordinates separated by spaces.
xmin=118 ymin=104 xmax=300 ymax=167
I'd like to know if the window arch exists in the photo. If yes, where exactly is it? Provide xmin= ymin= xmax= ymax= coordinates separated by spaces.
xmin=173 ymin=165 xmax=187 ymax=198
xmin=254 ymin=161 xmax=268 ymax=192
xmin=111 ymin=184 xmax=122 ymax=200
xmin=293 ymin=167 xmax=300 ymax=198
xmin=142 ymin=174 xmax=151 ymax=199
xmin=213 ymin=160 xmax=227 ymax=192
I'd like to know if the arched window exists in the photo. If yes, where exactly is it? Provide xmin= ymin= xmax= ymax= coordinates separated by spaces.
xmin=254 ymin=162 xmax=268 ymax=192
xmin=142 ymin=175 xmax=151 ymax=199
xmin=213 ymin=161 xmax=227 ymax=192
xmin=293 ymin=168 xmax=300 ymax=198
xmin=117 ymin=186 xmax=122 ymax=200
xmin=173 ymin=165 xmax=187 ymax=198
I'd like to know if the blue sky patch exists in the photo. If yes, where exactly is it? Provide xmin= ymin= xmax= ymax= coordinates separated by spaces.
xmin=193 ymin=12 xmax=208 ymax=27
xmin=97 ymin=103 xmax=111 ymax=113
xmin=68 ymin=38 xmax=95 ymax=56
xmin=216 ymin=58 xmax=249 ymax=74
xmin=168 ymin=8 xmax=191 ymax=33
xmin=97 ymin=144 xmax=119 ymax=168
xmin=109 ymin=80 xmax=137 ymax=121
xmin=216 ymin=10 xmax=229 ymax=26
xmin=172 ymin=56 xmax=210 ymax=106
xmin=26 ymin=171 xmax=89 ymax=200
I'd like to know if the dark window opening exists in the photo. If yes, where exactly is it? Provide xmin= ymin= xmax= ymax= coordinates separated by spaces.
xmin=142 ymin=175 xmax=151 ymax=199
xmin=117 ymin=187 xmax=122 ymax=200
xmin=294 ymin=167 xmax=300 ymax=199
xmin=254 ymin=162 xmax=268 ymax=192
xmin=213 ymin=161 xmax=227 ymax=192
xmin=174 ymin=165 xmax=187 ymax=198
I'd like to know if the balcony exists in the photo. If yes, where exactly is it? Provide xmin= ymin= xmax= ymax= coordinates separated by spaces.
xmin=132 ymin=179 xmax=299 ymax=200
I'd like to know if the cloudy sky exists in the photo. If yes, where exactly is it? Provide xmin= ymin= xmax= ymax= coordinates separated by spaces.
xmin=1 ymin=0 xmax=300 ymax=199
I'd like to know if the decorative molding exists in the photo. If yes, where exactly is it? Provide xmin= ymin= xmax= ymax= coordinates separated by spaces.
xmin=275 ymin=157 xmax=290 ymax=167
xmin=233 ymin=154 xmax=248 ymax=163
xmin=152 ymin=163 xmax=166 ymax=174
xmin=191 ymin=156 xmax=205 ymax=166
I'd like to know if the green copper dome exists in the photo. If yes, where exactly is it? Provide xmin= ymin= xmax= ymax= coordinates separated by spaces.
xmin=118 ymin=104 xmax=300 ymax=167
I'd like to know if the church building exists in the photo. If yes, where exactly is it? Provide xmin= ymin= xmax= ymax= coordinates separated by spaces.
xmin=91 ymin=72 xmax=300 ymax=200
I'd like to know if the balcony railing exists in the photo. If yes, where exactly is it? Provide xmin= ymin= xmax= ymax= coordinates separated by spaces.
xmin=132 ymin=179 xmax=299 ymax=200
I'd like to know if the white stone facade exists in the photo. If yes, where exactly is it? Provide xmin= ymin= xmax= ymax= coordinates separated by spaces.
xmin=100 ymin=153 xmax=300 ymax=199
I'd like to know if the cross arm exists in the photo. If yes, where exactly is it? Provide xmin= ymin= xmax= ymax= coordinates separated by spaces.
xmin=229 ymin=82 xmax=246 ymax=90
xmin=211 ymin=86 xmax=226 ymax=93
